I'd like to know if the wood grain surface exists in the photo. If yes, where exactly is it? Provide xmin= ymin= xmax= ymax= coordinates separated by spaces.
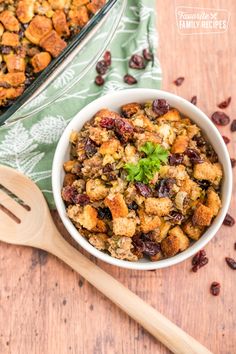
xmin=0 ymin=1 xmax=235 ymax=353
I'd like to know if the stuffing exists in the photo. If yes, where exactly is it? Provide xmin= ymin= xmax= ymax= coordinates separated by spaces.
xmin=0 ymin=10 xmax=20 ymax=32
xmin=39 ymin=30 xmax=67 ymax=57
xmin=48 ymin=0 xmax=68 ymax=10
xmin=159 ymin=165 xmax=188 ymax=181
xmin=161 ymin=226 xmax=190 ymax=257
xmin=5 ymin=55 xmax=26 ymax=73
xmin=139 ymin=209 xmax=161 ymax=233
xmin=31 ymin=52 xmax=52 ymax=73
xmin=1 ymin=32 xmax=19 ymax=46
xmin=155 ymin=123 xmax=176 ymax=148
xmin=132 ymin=114 xmax=155 ymax=132
xmin=52 ymin=10 xmax=70 ymax=37
xmin=104 ymin=193 xmax=128 ymax=218
xmin=68 ymin=204 xmax=98 ymax=230
xmin=88 ymin=126 xmax=111 ymax=144
xmin=25 ymin=15 xmax=53 ymax=44
xmin=206 ymin=187 xmax=221 ymax=216
xmin=113 ymin=217 xmax=136 ymax=237
xmin=124 ymin=144 xmax=139 ymax=164
xmin=145 ymin=197 xmax=172 ymax=216
xmin=180 ymin=178 xmax=201 ymax=201
xmin=88 ymin=233 xmax=108 ymax=251
xmin=193 ymin=162 xmax=223 ymax=186
xmin=0 ymin=72 xmax=25 ymax=87
xmin=86 ymin=178 xmax=108 ymax=201
xmin=135 ymin=131 xmax=162 ymax=149
xmin=94 ymin=108 xmax=121 ymax=120
xmin=107 ymin=236 xmax=138 ymax=261
xmin=16 ymin=0 xmax=35 ymax=23
xmin=171 ymin=134 xmax=189 ymax=154
xmin=63 ymin=173 xmax=77 ymax=187
xmin=69 ymin=6 xmax=89 ymax=27
xmin=87 ymin=0 xmax=106 ymax=14
xmin=91 ymin=219 xmax=107 ymax=233
xmin=182 ymin=220 xmax=204 ymax=240
xmin=121 ymin=102 xmax=141 ymax=118
xmin=192 ymin=203 xmax=213 ymax=226
xmin=159 ymin=109 xmax=181 ymax=122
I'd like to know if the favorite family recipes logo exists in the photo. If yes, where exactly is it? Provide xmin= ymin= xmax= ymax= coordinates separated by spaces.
xmin=176 ymin=6 xmax=230 ymax=34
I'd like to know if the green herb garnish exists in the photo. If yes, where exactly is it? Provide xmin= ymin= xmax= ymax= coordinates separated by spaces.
xmin=124 ymin=142 xmax=169 ymax=184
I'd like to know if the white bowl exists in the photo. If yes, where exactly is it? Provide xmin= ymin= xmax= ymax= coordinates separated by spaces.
xmin=52 ymin=89 xmax=232 ymax=270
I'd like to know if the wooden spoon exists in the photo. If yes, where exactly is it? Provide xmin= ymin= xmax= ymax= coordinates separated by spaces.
xmin=0 ymin=165 xmax=212 ymax=354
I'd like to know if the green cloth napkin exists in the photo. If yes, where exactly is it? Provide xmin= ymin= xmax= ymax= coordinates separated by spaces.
xmin=0 ymin=0 xmax=161 ymax=209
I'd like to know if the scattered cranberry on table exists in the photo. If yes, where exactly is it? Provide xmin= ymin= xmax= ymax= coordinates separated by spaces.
xmin=173 ymin=77 xmax=185 ymax=86
xmin=190 ymin=96 xmax=197 ymax=105
xmin=210 ymin=282 xmax=221 ymax=296
xmin=123 ymin=74 xmax=137 ymax=85
xmin=230 ymin=119 xmax=236 ymax=132
xmin=223 ymin=214 xmax=235 ymax=226
xmin=191 ymin=250 xmax=209 ymax=272
xmin=222 ymin=136 xmax=230 ymax=144
xmin=218 ymin=97 xmax=231 ymax=109
xmin=230 ymin=158 xmax=236 ymax=168
xmin=143 ymin=48 xmax=153 ymax=61
xmin=95 ymin=75 xmax=104 ymax=86
xmin=225 ymin=257 xmax=236 ymax=270
xmin=211 ymin=111 xmax=230 ymax=126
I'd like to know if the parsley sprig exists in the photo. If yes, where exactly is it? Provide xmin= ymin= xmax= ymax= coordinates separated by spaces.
xmin=124 ymin=142 xmax=169 ymax=184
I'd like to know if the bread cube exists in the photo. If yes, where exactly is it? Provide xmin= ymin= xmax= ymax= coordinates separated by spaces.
xmin=113 ymin=217 xmax=136 ymax=237
xmin=5 ymin=55 xmax=25 ymax=73
xmin=70 ymin=205 xmax=97 ymax=230
xmin=86 ymin=179 xmax=108 ymax=201
xmin=31 ymin=52 xmax=51 ymax=73
xmin=87 ymin=0 xmax=106 ymax=14
xmin=25 ymin=15 xmax=52 ymax=44
xmin=182 ymin=220 xmax=204 ymax=240
xmin=161 ymin=226 xmax=189 ymax=257
xmin=99 ymin=138 xmax=121 ymax=155
xmin=160 ymin=109 xmax=181 ymax=122
xmin=171 ymin=134 xmax=189 ymax=154
xmin=91 ymin=219 xmax=107 ymax=233
xmin=40 ymin=30 xmax=67 ymax=57
xmin=88 ymin=233 xmax=108 ymax=251
xmin=193 ymin=162 xmax=223 ymax=186
xmin=192 ymin=203 xmax=213 ymax=226
xmin=139 ymin=209 xmax=161 ymax=233
xmin=105 ymin=193 xmax=128 ymax=218
xmin=52 ymin=10 xmax=70 ymax=37
xmin=16 ymin=0 xmax=35 ymax=23
xmin=1 ymin=32 xmax=19 ymax=46
xmin=206 ymin=187 xmax=221 ymax=216
xmin=121 ymin=102 xmax=141 ymax=118
xmin=69 ymin=6 xmax=89 ymax=27
xmin=0 ymin=10 xmax=20 ymax=32
xmin=145 ymin=197 xmax=172 ymax=216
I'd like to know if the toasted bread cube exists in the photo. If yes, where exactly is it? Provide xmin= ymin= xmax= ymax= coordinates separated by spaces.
xmin=31 ymin=52 xmax=51 ymax=73
xmin=121 ymin=102 xmax=141 ymax=118
xmin=0 ymin=10 xmax=20 ymax=32
xmin=86 ymin=179 xmax=108 ymax=201
xmin=171 ymin=134 xmax=189 ymax=153
xmin=52 ymin=10 xmax=70 ymax=37
xmin=63 ymin=160 xmax=76 ymax=172
xmin=160 ymin=109 xmax=181 ymax=122
xmin=105 ymin=193 xmax=128 ymax=218
xmin=108 ymin=236 xmax=138 ymax=261
xmin=159 ymin=221 xmax=172 ymax=241
xmin=91 ymin=219 xmax=107 ymax=233
xmin=192 ymin=203 xmax=213 ymax=226
xmin=135 ymin=131 xmax=162 ymax=149
xmin=113 ymin=217 xmax=136 ymax=237
xmin=69 ymin=6 xmax=89 ymax=27
xmin=132 ymin=114 xmax=155 ymax=132
xmin=193 ymin=162 xmax=223 ymax=186
xmin=180 ymin=178 xmax=201 ymax=201
xmin=145 ymin=197 xmax=172 ymax=216
xmin=0 ymin=72 xmax=25 ymax=87
xmin=206 ymin=188 xmax=221 ymax=216
xmin=95 ymin=108 xmax=121 ymax=120
xmin=73 ymin=0 xmax=90 ymax=5
xmin=159 ymin=164 xmax=187 ymax=181
xmin=0 ymin=86 xmax=24 ymax=101
xmin=16 ymin=0 xmax=35 ymax=23
xmin=99 ymin=138 xmax=121 ymax=155
xmin=87 ymin=0 xmax=106 ymax=14
xmin=182 ymin=220 xmax=204 ymax=240
xmin=161 ymin=226 xmax=189 ymax=257
xmin=139 ymin=209 xmax=161 ymax=233
xmin=25 ymin=16 xmax=52 ymax=44
xmin=63 ymin=173 xmax=77 ymax=187
xmin=5 ymin=55 xmax=26 ymax=73
xmin=1 ymin=32 xmax=19 ymax=47
xmin=40 ymin=30 xmax=67 ymax=57
xmin=88 ymin=233 xmax=108 ymax=251
xmin=73 ymin=205 xmax=97 ymax=230
xmin=48 ymin=0 xmax=68 ymax=9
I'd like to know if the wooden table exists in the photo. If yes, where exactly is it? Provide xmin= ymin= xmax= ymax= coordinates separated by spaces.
xmin=0 ymin=1 xmax=235 ymax=353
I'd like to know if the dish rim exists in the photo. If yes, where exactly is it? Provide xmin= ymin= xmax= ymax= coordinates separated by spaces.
xmin=52 ymin=88 xmax=232 ymax=270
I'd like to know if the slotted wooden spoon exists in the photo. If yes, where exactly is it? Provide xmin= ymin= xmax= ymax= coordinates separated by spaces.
xmin=0 ymin=165 xmax=212 ymax=354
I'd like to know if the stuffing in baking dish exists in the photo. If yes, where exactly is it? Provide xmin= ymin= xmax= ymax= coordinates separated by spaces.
xmin=62 ymin=99 xmax=223 ymax=262
xmin=0 ymin=0 xmax=105 ymax=107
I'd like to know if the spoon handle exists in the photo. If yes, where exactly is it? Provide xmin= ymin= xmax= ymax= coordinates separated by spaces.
xmin=44 ymin=228 xmax=212 ymax=354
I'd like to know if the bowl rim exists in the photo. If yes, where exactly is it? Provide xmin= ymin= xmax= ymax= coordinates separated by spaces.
xmin=52 ymin=88 xmax=232 ymax=270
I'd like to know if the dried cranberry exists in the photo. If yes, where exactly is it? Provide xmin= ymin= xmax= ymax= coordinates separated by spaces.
xmin=100 ymin=117 xmax=115 ymax=129
xmin=190 ymin=96 xmax=197 ymax=105
xmin=234 ymin=242 xmax=236 ymax=250
xmin=74 ymin=194 xmax=90 ymax=206
xmin=114 ymin=118 xmax=134 ymax=142
xmin=96 ymin=60 xmax=108 ymax=75
xmin=230 ymin=119 xmax=236 ymax=132
xmin=231 ymin=158 xmax=236 ymax=168
xmin=135 ymin=182 xmax=152 ymax=197
xmin=102 ymin=164 xmax=116 ymax=181
xmin=195 ymin=179 xmax=210 ymax=190
xmin=128 ymin=201 xmax=138 ymax=210
xmin=103 ymin=51 xmax=111 ymax=66
xmin=223 ymin=214 xmax=235 ymax=226
xmin=62 ymin=186 xmax=78 ymax=203
xmin=152 ymin=99 xmax=170 ymax=117
xmin=102 ymin=163 xmax=114 ymax=173
xmin=173 ymin=77 xmax=184 ymax=86
xmin=169 ymin=211 xmax=185 ymax=224
xmin=218 ymin=97 xmax=231 ymax=109
xmin=132 ymin=236 xmax=145 ymax=253
xmin=84 ymin=138 xmax=97 ymax=158
xmin=211 ymin=111 xmax=230 ymax=126
xmin=191 ymin=250 xmax=208 ymax=272
xmin=95 ymin=75 xmax=104 ymax=86
xmin=225 ymin=257 xmax=236 ymax=270
xmin=222 ymin=136 xmax=230 ymax=144
xmin=1 ymin=46 xmax=11 ymax=54
xmin=168 ymin=153 xmax=184 ymax=166
xmin=124 ymin=74 xmax=137 ymax=85
xmin=97 ymin=207 xmax=112 ymax=220
xmin=185 ymin=149 xmax=203 ymax=164
xmin=143 ymin=241 xmax=160 ymax=256
xmin=155 ymin=178 xmax=176 ymax=197
xmin=193 ymin=135 xmax=206 ymax=147
xmin=210 ymin=282 xmax=221 ymax=296
xmin=143 ymin=48 xmax=153 ymax=61
xmin=129 ymin=54 xmax=145 ymax=69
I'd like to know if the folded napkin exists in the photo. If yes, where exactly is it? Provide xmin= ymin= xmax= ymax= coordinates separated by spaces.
xmin=0 ymin=0 xmax=161 ymax=208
